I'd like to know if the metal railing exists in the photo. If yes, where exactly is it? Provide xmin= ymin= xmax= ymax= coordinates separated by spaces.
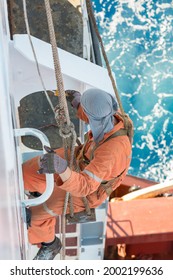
xmin=14 ymin=128 xmax=54 ymax=207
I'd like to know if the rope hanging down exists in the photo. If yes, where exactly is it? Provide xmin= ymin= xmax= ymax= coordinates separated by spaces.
xmin=44 ymin=0 xmax=78 ymax=260
xmin=44 ymin=0 xmax=77 ymax=174
xmin=23 ymin=0 xmax=77 ymax=260
xmin=22 ymin=0 xmax=55 ymax=113
xmin=44 ymin=0 xmax=70 ymax=123
xmin=86 ymin=0 xmax=134 ymax=143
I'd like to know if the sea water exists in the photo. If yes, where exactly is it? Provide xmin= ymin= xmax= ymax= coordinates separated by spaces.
xmin=93 ymin=0 xmax=173 ymax=182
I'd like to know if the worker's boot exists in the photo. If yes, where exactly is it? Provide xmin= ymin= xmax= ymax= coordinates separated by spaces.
xmin=33 ymin=237 xmax=62 ymax=260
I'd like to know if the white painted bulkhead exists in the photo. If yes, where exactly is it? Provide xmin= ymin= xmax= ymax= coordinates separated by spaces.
xmin=0 ymin=0 xmax=114 ymax=260
xmin=0 ymin=0 xmax=27 ymax=260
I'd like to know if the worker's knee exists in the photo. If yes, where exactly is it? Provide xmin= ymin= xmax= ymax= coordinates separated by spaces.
xmin=22 ymin=156 xmax=47 ymax=193
xmin=28 ymin=217 xmax=56 ymax=244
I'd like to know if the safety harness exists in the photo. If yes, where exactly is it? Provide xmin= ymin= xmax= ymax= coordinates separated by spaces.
xmin=66 ymin=121 xmax=132 ymax=224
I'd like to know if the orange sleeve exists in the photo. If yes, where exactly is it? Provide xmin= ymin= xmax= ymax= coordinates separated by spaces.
xmin=76 ymin=104 xmax=89 ymax=123
xmin=58 ymin=170 xmax=100 ymax=197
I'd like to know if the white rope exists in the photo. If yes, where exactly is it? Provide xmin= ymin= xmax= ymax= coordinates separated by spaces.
xmin=23 ymin=0 xmax=77 ymax=260
xmin=22 ymin=0 xmax=55 ymax=113
xmin=44 ymin=0 xmax=71 ymax=126
xmin=44 ymin=0 xmax=79 ymax=260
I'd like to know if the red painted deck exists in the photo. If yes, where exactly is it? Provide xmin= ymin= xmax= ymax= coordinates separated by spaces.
xmin=122 ymin=174 xmax=157 ymax=188
xmin=113 ymin=174 xmax=157 ymax=197
xmin=107 ymin=175 xmax=173 ymax=258
xmin=106 ymin=197 xmax=173 ymax=245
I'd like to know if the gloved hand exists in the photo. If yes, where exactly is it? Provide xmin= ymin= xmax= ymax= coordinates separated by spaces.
xmin=38 ymin=146 xmax=67 ymax=174
xmin=65 ymin=90 xmax=81 ymax=109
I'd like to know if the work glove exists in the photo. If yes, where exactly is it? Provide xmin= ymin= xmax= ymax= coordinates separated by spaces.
xmin=65 ymin=90 xmax=81 ymax=109
xmin=38 ymin=146 xmax=68 ymax=174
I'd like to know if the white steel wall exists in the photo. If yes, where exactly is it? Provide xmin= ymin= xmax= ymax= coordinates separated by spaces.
xmin=0 ymin=0 xmax=26 ymax=259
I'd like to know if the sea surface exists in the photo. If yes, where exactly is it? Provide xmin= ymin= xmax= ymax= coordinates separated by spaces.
xmin=93 ymin=0 xmax=173 ymax=182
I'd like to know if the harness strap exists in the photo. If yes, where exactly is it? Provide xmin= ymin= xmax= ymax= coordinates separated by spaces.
xmin=88 ymin=128 xmax=129 ymax=197
xmin=116 ymin=112 xmax=134 ymax=144
xmin=99 ymin=168 xmax=126 ymax=196
xmin=90 ymin=128 xmax=128 ymax=161
xmin=66 ymin=127 xmax=130 ymax=223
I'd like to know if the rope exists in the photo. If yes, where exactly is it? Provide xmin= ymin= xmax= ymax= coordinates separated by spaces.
xmin=22 ymin=0 xmax=55 ymax=113
xmin=44 ymin=0 xmax=71 ymax=126
xmin=44 ymin=0 xmax=78 ymax=260
xmin=85 ymin=0 xmax=124 ymax=114
xmin=7 ymin=0 xmax=15 ymax=40
xmin=86 ymin=0 xmax=134 ymax=142
xmin=23 ymin=0 xmax=77 ymax=260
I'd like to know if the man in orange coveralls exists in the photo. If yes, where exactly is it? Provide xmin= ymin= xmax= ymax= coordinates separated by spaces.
xmin=23 ymin=88 xmax=132 ymax=260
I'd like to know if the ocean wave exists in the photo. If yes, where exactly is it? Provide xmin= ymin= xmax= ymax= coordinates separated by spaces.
xmin=93 ymin=0 xmax=173 ymax=182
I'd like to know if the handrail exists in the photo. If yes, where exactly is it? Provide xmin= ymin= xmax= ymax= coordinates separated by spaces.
xmin=14 ymin=128 xmax=54 ymax=207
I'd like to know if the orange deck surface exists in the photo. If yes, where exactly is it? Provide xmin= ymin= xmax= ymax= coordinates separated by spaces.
xmin=106 ymin=197 xmax=173 ymax=244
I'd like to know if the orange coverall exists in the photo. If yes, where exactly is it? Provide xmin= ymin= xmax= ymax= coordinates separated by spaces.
xmin=23 ymin=105 xmax=132 ymax=244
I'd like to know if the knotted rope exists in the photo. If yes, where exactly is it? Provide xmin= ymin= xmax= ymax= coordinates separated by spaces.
xmin=44 ymin=0 xmax=78 ymax=259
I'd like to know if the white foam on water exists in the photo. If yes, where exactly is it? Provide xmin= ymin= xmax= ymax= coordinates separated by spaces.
xmin=95 ymin=0 xmax=173 ymax=182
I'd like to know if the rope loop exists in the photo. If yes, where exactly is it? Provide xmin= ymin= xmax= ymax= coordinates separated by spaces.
xmin=59 ymin=122 xmax=75 ymax=139
xmin=55 ymin=106 xmax=76 ymax=141
xmin=54 ymin=105 xmax=66 ymax=126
